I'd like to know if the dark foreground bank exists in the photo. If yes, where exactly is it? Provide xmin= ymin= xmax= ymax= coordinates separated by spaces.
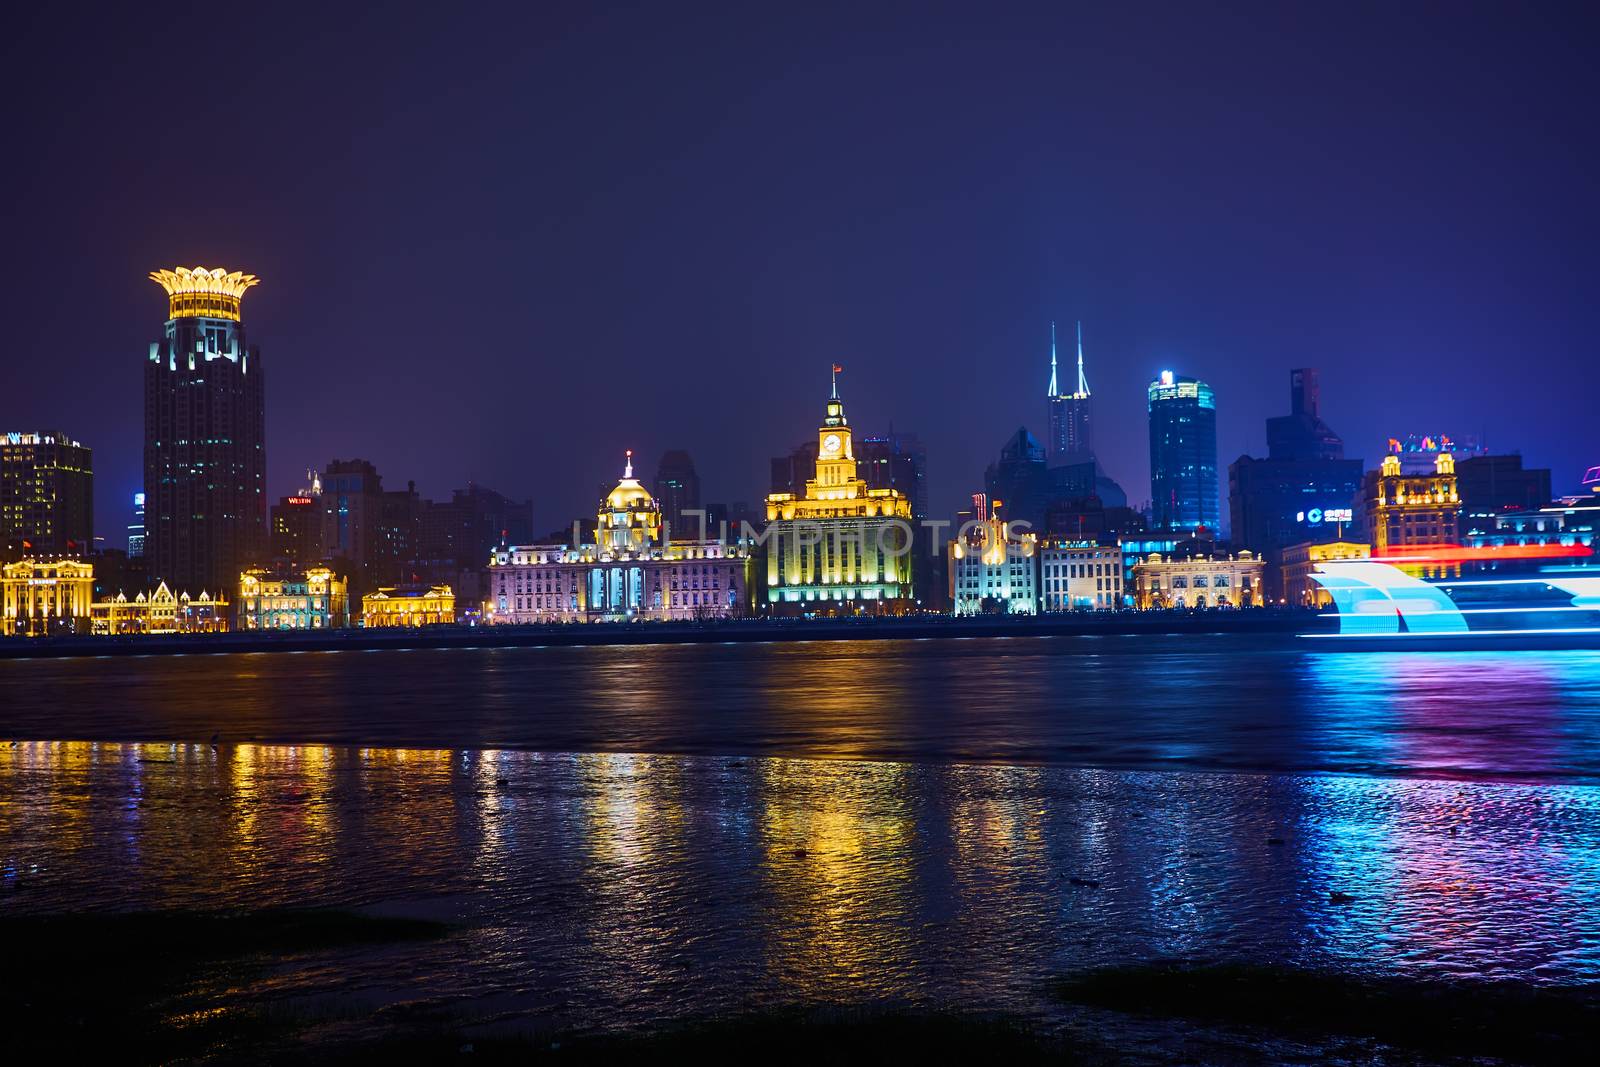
xmin=0 ymin=608 xmax=1332 ymax=659
xmin=6 ymin=909 xmax=1594 ymax=1065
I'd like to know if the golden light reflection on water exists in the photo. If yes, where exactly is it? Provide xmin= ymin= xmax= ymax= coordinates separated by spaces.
xmin=755 ymin=758 xmax=918 ymax=994
xmin=3 ymin=737 xmax=1600 ymax=1018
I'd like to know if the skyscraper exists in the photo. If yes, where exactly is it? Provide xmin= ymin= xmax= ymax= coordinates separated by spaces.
xmin=127 ymin=492 xmax=145 ymax=558
xmin=1228 ymin=368 xmax=1362 ymax=561
xmin=858 ymin=431 xmax=928 ymax=519
xmin=144 ymin=267 xmax=266 ymax=595
xmin=984 ymin=427 xmax=1051 ymax=530
xmin=1 ymin=431 xmax=93 ymax=560
xmin=1147 ymin=371 xmax=1219 ymax=534
xmin=1046 ymin=321 xmax=1092 ymax=465
xmin=653 ymin=450 xmax=702 ymax=537
xmin=1265 ymin=368 xmax=1345 ymax=461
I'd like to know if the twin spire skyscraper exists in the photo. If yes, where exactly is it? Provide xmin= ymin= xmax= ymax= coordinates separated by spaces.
xmin=1046 ymin=320 xmax=1092 ymax=465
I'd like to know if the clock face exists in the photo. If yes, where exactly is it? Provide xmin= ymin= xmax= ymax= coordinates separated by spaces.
xmin=823 ymin=433 xmax=841 ymax=454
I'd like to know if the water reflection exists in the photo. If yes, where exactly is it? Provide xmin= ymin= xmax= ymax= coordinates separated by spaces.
xmin=8 ymin=640 xmax=1600 ymax=782
xmin=3 ymin=741 xmax=1598 ymax=1032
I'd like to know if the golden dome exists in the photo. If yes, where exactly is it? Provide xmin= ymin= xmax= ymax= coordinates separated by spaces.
xmin=605 ymin=450 xmax=654 ymax=511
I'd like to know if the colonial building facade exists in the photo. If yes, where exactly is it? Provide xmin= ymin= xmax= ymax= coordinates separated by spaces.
xmin=2 ymin=557 xmax=94 ymax=636
xmin=1363 ymin=451 xmax=1461 ymax=578
xmin=1277 ymin=540 xmax=1371 ymax=608
xmin=363 ymin=584 xmax=456 ymax=627
xmin=763 ymin=371 xmax=916 ymax=615
xmin=948 ymin=513 xmax=1037 ymax=616
xmin=90 ymin=583 xmax=228 ymax=635
xmin=237 ymin=566 xmax=350 ymax=630
xmin=488 ymin=452 xmax=752 ymax=623
xmin=1133 ymin=551 xmax=1264 ymax=609
xmin=1040 ymin=541 xmax=1124 ymax=611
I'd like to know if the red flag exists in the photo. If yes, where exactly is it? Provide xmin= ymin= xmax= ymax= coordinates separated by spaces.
xmin=832 ymin=363 xmax=843 ymax=373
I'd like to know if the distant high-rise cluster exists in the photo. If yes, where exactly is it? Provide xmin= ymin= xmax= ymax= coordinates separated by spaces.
xmin=5 ymin=278 xmax=1595 ymax=636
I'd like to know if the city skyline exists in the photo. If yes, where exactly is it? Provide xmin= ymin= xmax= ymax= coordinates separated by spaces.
xmin=3 ymin=6 xmax=1594 ymax=538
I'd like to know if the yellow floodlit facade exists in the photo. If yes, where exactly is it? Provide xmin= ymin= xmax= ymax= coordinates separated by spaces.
xmin=238 ymin=566 xmax=350 ymax=630
xmin=2 ymin=557 xmax=94 ymax=636
xmin=763 ymin=369 xmax=916 ymax=614
xmin=363 ymin=584 xmax=456 ymax=627
xmin=1276 ymin=540 xmax=1371 ymax=607
xmin=148 ymin=266 xmax=260 ymax=321
xmin=89 ymin=583 xmax=229 ymax=635
xmin=1133 ymin=551 xmax=1264 ymax=609
xmin=1364 ymin=451 xmax=1461 ymax=577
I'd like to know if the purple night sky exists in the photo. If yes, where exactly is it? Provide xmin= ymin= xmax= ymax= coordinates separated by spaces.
xmin=4 ymin=4 xmax=1594 ymax=538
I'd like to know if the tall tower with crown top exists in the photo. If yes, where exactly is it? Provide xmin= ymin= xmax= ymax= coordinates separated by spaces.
xmin=144 ymin=267 xmax=267 ymax=596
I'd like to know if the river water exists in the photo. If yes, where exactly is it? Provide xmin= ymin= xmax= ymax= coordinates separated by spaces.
xmin=3 ymin=636 xmax=1600 ymax=1041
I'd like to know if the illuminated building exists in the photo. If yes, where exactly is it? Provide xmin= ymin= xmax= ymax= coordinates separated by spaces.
xmin=775 ymin=431 xmax=928 ymax=521
xmin=88 ymin=583 xmax=229 ymax=635
xmin=1363 ymin=451 xmax=1460 ymax=575
xmin=489 ymin=451 xmax=753 ymax=622
xmin=1040 ymin=541 xmax=1124 ymax=611
xmin=145 ymin=267 xmax=267 ymax=596
xmin=362 ymin=584 xmax=456 ymax=627
xmin=1277 ymin=540 xmax=1370 ymax=607
xmin=237 ymin=566 xmax=350 ymax=630
xmin=1046 ymin=320 xmax=1092 ymax=464
xmin=948 ymin=507 xmax=1037 ymax=615
xmin=763 ymin=369 xmax=916 ymax=615
xmin=1 ymin=431 xmax=93 ymax=560
xmin=127 ymin=492 xmax=145 ymax=558
xmin=1148 ymin=371 xmax=1219 ymax=534
xmin=1133 ymin=550 xmax=1263 ymax=609
xmin=1385 ymin=432 xmax=1484 ymax=474
xmin=1464 ymin=483 xmax=1598 ymax=559
xmin=2 ymin=557 xmax=94 ymax=636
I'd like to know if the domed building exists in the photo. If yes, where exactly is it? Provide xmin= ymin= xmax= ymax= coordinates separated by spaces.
xmin=488 ymin=451 xmax=753 ymax=623
xmin=599 ymin=451 xmax=662 ymax=553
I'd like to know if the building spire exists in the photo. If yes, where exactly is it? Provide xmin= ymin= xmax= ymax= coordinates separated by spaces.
xmin=1047 ymin=321 xmax=1059 ymax=397
xmin=831 ymin=362 xmax=842 ymax=399
xmin=1075 ymin=320 xmax=1090 ymax=397
xmin=624 ymin=449 xmax=634 ymax=479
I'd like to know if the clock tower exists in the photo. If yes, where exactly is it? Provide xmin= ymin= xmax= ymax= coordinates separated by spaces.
xmin=815 ymin=365 xmax=857 ymax=490
xmin=762 ymin=363 xmax=916 ymax=614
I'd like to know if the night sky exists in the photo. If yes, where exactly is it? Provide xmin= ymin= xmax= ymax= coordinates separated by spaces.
xmin=5 ymin=3 xmax=1594 ymax=541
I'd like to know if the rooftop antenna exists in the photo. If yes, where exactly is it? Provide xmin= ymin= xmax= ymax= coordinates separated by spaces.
xmin=1047 ymin=321 xmax=1059 ymax=396
xmin=1076 ymin=320 xmax=1090 ymax=396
